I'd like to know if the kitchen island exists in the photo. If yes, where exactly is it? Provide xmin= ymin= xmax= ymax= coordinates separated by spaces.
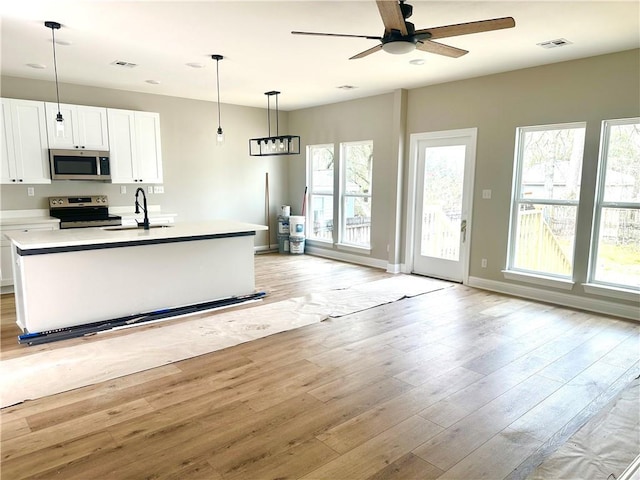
xmin=6 ymin=220 xmax=267 ymax=335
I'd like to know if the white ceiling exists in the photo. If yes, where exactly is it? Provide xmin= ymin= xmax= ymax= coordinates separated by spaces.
xmin=1 ymin=1 xmax=638 ymax=111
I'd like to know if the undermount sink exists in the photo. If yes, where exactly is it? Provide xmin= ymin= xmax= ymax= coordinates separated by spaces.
xmin=102 ymin=225 xmax=173 ymax=231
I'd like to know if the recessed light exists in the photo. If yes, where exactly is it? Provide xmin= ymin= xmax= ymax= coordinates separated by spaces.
xmin=186 ymin=62 xmax=205 ymax=68
xmin=145 ymin=79 xmax=161 ymax=85
xmin=111 ymin=60 xmax=138 ymax=68
xmin=26 ymin=63 xmax=46 ymax=69
xmin=537 ymin=38 xmax=573 ymax=49
xmin=409 ymin=59 xmax=425 ymax=65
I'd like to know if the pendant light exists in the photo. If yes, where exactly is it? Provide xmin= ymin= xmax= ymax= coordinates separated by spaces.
xmin=211 ymin=54 xmax=224 ymax=145
xmin=249 ymin=91 xmax=300 ymax=156
xmin=45 ymin=21 xmax=65 ymax=137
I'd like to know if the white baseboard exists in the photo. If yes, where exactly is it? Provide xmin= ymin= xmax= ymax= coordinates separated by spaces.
xmin=305 ymin=244 xmax=387 ymax=270
xmin=386 ymin=263 xmax=402 ymax=274
xmin=468 ymin=276 xmax=640 ymax=321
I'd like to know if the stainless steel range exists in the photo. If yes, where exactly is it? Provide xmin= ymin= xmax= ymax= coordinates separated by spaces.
xmin=49 ymin=196 xmax=122 ymax=229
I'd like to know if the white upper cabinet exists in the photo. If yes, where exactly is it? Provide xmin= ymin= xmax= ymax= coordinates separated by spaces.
xmin=107 ymin=109 xmax=163 ymax=184
xmin=45 ymin=102 xmax=109 ymax=150
xmin=1 ymin=98 xmax=51 ymax=184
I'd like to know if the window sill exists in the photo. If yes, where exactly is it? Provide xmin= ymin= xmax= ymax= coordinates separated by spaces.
xmin=582 ymin=283 xmax=640 ymax=302
xmin=502 ymin=270 xmax=574 ymax=291
xmin=336 ymin=243 xmax=371 ymax=255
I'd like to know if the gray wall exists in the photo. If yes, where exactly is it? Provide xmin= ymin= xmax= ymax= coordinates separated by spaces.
xmin=0 ymin=76 xmax=290 ymax=247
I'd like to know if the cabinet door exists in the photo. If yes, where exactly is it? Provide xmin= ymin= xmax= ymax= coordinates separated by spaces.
xmin=45 ymin=102 xmax=78 ymax=148
xmin=11 ymin=100 xmax=50 ymax=184
xmin=76 ymin=106 xmax=109 ymax=150
xmin=0 ymin=99 xmax=17 ymax=183
xmin=135 ymin=112 xmax=163 ymax=184
xmin=107 ymin=108 xmax=137 ymax=183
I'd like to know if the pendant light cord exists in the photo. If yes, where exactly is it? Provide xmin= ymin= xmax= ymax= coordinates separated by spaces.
xmin=215 ymin=57 xmax=222 ymax=131
xmin=50 ymin=26 xmax=62 ymax=115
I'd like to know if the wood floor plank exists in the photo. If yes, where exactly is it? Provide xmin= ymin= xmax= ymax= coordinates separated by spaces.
xmin=413 ymin=374 xmax=562 ymax=471
xmin=365 ymin=452 xmax=444 ymax=480
xmin=303 ymin=415 xmax=442 ymax=480
xmin=437 ymin=428 xmax=542 ymax=480
xmin=317 ymin=366 xmax=481 ymax=454
xmin=2 ymin=399 xmax=154 ymax=461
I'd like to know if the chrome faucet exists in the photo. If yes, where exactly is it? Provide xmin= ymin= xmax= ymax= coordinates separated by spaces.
xmin=134 ymin=187 xmax=150 ymax=230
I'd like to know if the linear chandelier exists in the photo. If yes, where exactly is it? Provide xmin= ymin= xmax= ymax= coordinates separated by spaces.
xmin=249 ymin=91 xmax=300 ymax=156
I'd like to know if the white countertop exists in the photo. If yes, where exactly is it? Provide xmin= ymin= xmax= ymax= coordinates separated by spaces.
xmin=0 ymin=210 xmax=60 ymax=227
xmin=5 ymin=220 xmax=267 ymax=250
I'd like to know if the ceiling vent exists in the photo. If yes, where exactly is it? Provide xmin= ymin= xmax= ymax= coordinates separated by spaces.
xmin=337 ymin=85 xmax=357 ymax=90
xmin=537 ymin=38 xmax=572 ymax=49
xmin=111 ymin=60 xmax=138 ymax=68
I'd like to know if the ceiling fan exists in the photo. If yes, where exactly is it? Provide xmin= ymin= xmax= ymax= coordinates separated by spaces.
xmin=292 ymin=0 xmax=515 ymax=60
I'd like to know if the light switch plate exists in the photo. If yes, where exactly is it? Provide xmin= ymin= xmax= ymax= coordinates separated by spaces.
xmin=482 ymin=189 xmax=492 ymax=199
xmin=153 ymin=185 xmax=164 ymax=194
xmin=120 ymin=185 xmax=127 ymax=194
xmin=148 ymin=186 xmax=153 ymax=194
xmin=27 ymin=187 xmax=35 ymax=197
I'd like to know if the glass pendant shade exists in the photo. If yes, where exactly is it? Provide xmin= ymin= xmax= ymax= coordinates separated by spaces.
xmin=216 ymin=126 xmax=225 ymax=145
xmin=55 ymin=112 xmax=65 ymax=137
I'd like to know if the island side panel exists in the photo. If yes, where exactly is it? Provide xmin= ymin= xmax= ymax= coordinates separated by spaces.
xmin=15 ymin=234 xmax=256 ymax=333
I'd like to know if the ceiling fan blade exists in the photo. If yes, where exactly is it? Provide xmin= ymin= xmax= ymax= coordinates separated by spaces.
xmin=350 ymin=44 xmax=384 ymax=60
xmin=292 ymin=31 xmax=381 ymax=40
xmin=376 ymin=0 xmax=408 ymax=36
xmin=415 ymin=17 xmax=515 ymax=40
xmin=416 ymin=40 xmax=468 ymax=58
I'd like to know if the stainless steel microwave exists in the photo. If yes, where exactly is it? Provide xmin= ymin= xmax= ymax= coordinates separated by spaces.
xmin=49 ymin=149 xmax=111 ymax=181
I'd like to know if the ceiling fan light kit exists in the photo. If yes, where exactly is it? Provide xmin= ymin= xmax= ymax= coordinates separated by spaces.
xmin=249 ymin=91 xmax=300 ymax=157
xmin=45 ymin=21 xmax=65 ymax=137
xmin=292 ymin=0 xmax=515 ymax=60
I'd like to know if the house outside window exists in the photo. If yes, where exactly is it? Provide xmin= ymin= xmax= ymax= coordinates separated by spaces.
xmin=507 ymin=123 xmax=586 ymax=278
xmin=340 ymin=141 xmax=373 ymax=248
xmin=589 ymin=118 xmax=640 ymax=290
xmin=307 ymin=144 xmax=334 ymax=242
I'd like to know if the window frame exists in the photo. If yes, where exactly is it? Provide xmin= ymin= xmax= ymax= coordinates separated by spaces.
xmin=587 ymin=117 xmax=640 ymax=292
xmin=306 ymin=143 xmax=335 ymax=244
xmin=339 ymin=140 xmax=373 ymax=249
xmin=506 ymin=121 xmax=587 ymax=282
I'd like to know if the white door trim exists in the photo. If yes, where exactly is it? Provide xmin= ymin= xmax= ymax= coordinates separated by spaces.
xmin=405 ymin=127 xmax=477 ymax=284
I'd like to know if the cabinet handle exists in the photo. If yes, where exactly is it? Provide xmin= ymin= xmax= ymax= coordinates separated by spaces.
xmin=19 ymin=179 xmax=23 ymax=182
xmin=11 ymin=179 xmax=16 ymax=182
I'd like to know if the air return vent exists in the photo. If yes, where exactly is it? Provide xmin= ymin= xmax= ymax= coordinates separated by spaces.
xmin=537 ymin=38 xmax=572 ymax=49
xmin=111 ymin=60 xmax=138 ymax=68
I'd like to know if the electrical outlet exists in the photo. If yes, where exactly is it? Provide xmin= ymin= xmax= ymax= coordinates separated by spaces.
xmin=27 ymin=187 xmax=35 ymax=197
xmin=482 ymin=189 xmax=492 ymax=199
xmin=154 ymin=185 xmax=164 ymax=194
xmin=481 ymin=258 xmax=488 ymax=268
xmin=120 ymin=185 xmax=127 ymax=194
xmin=147 ymin=186 xmax=153 ymax=194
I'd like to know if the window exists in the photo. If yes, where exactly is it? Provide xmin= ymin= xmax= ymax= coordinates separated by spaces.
xmin=306 ymin=141 xmax=373 ymax=249
xmin=507 ymin=123 xmax=586 ymax=278
xmin=589 ymin=118 xmax=640 ymax=290
xmin=340 ymin=141 xmax=373 ymax=248
xmin=307 ymin=144 xmax=334 ymax=242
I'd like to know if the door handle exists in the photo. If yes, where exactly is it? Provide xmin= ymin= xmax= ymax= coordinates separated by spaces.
xmin=461 ymin=219 xmax=467 ymax=242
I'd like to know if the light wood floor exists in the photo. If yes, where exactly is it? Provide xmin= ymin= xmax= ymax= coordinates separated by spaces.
xmin=1 ymin=253 xmax=638 ymax=479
